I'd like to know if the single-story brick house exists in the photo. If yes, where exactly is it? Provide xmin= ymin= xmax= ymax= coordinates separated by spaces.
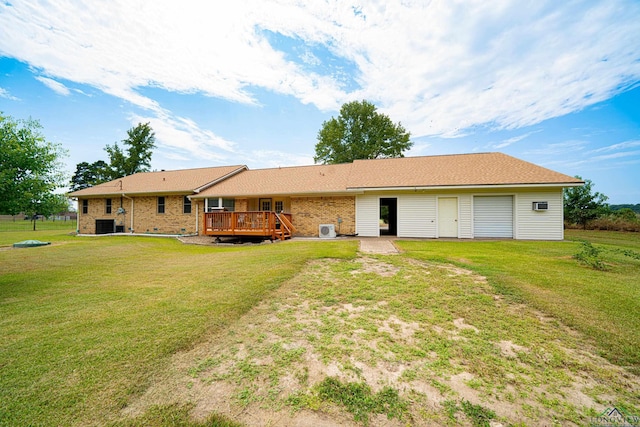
xmin=68 ymin=152 xmax=583 ymax=240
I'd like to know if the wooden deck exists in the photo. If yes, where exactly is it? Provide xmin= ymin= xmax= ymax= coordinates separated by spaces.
xmin=203 ymin=211 xmax=295 ymax=240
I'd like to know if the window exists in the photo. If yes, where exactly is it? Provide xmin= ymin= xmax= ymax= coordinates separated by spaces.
xmin=157 ymin=196 xmax=165 ymax=214
xmin=105 ymin=198 xmax=112 ymax=214
xmin=275 ymin=200 xmax=284 ymax=212
xmin=82 ymin=199 xmax=88 ymax=214
xmin=260 ymin=198 xmax=272 ymax=211
xmin=183 ymin=196 xmax=192 ymax=214
xmin=206 ymin=197 xmax=235 ymax=212
xmin=222 ymin=198 xmax=235 ymax=212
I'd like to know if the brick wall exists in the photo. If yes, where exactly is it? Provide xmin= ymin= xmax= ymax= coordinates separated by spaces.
xmin=290 ymin=196 xmax=356 ymax=237
xmin=133 ymin=196 xmax=197 ymax=234
xmin=78 ymin=195 xmax=198 ymax=234
xmin=235 ymin=198 xmax=248 ymax=211
xmin=77 ymin=197 xmax=114 ymax=234
xmin=78 ymin=195 xmax=356 ymax=237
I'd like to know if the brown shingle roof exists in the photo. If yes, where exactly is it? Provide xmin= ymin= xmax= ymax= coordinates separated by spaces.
xmin=347 ymin=152 xmax=583 ymax=188
xmin=194 ymin=152 xmax=581 ymax=198
xmin=68 ymin=165 xmax=246 ymax=197
xmin=70 ymin=153 xmax=582 ymax=199
xmin=195 ymin=163 xmax=353 ymax=197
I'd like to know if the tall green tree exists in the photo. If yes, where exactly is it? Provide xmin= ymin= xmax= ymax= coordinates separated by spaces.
xmin=564 ymin=176 xmax=609 ymax=229
xmin=105 ymin=122 xmax=156 ymax=179
xmin=69 ymin=160 xmax=110 ymax=191
xmin=0 ymin=113 xmax=67 ymax=217
xmin=70 ymin=123 xmax=156 ymax=189
xmin=314 ymin=100 xmax=412 ymax=164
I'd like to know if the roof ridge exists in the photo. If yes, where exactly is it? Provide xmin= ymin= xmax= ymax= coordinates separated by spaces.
xmin=351 ymin=152 xmax=500 ymax=163
xmin=141 ymin=164 xmax=247 ymax=174
xmin=246 ymin=162 xmax=353 ymax=172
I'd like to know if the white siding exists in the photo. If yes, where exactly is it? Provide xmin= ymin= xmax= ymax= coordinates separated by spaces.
xmin=355 ymin=189 xmax=565 ymax=240
xmin=458 ymin=194 xmax=473 ymax=238
xmin=515 ymin=190 xmax=564 ymax=240
xmin=473 ymin=196 xmax=514 ymax=238
xmin=398 ymin=194 xmax=436 ymax=238
xmin=356 ymin=194 xmax=380 ymax=237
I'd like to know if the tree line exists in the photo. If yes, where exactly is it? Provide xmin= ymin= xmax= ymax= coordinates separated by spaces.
xmin=609 ymin=204 xmax=640 ymax=213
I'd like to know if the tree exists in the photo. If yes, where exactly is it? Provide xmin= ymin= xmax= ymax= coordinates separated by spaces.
xmin=0 ymin=113 xmax=67 ymax=217
xmin=314 ymin=100 xmax=412 ymax=164
xmin=70 ymin=123 xmax=156 ymax=190
xmin=105 ymin=122 xmax=156 ymax=179
xmin=564 ymin=176 xmax=609 ymax=229
xmin=70 ymin=160 xmax=110 ymax=191
xmin=41 ymin=193 xmax=72 ymax=219
xmin=22 ymin=193 xmax=72 ymax=230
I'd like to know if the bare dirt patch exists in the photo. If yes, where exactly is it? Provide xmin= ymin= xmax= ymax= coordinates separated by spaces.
xmin=123 ymin=255 xmax=640 ymax=426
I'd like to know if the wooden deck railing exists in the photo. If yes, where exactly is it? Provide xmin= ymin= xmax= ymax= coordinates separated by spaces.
xmin=203 ymin=211 xmax=295 ymax=240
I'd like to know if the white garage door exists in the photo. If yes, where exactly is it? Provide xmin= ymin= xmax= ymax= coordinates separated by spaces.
xmin=473 ymin=196 xmax=513 ymax=238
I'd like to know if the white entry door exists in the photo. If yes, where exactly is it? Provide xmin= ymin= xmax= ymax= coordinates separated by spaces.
xmin=438 ymin=197 xmax=458 ymax=238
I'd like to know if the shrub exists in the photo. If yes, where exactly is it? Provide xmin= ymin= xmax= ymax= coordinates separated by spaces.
xmin=588 ymin=214 xmax=640 ymax=232
xmin=565 ymin=209 xmax=640 ymax=232
xmin=574 ymin=241 xmax=607 ymax=270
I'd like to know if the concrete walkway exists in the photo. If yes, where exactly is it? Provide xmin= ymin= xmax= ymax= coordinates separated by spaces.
xmin=359 ymin=238 xmax=399 ymax=254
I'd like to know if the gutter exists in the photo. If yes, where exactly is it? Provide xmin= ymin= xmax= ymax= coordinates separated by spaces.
xmin=189 ymin=190 xmax=361 ymax=199
xmin=346 ymin=182 xmax=584 ymax=192
xmin=121 ymin=193 xmax=134 ymax=232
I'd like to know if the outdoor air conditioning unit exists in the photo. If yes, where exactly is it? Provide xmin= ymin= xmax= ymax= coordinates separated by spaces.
xmin=532 ymin=201 xmax=549 ymax=211
xmin=319 ymin=224 xmax=336 ymax=239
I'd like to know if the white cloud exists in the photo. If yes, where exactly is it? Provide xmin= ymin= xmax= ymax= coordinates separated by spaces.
xmin=247 ymin=149 xmax=314 ymax=169
xmin=130 ymin=112 xmax=238 ymax=163
xmin=1 ymin=0 xmax=639 ymax=143
xmin=491 ymin=130 xmax=542 ymax=149
xmin=590 ymin=149 xmax=640 ymax=161
xmin=587 ymin=140 xmax=640 ymax=154
xmin=533 ymin=139 xmax=640 ymax=172
xmin=524 ymin=140 xmax=589 ymax=155
xmin=0 ymin=87 xmax=19 ymax=100
xmin=35 ymin=76 xmax=71 ymax=96
xmin=261 ymin=1 xmax=640 ymax=136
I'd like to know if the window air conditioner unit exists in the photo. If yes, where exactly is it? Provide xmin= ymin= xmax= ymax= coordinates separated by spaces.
xmin=319 ymin=224 xmax=336 ymax=238
xmin=532 ymin=201 xmax=549 ymax=211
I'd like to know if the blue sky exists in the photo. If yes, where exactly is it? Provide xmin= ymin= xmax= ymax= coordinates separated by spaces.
xmin=1 ymin=1 xmax=639 ymax=203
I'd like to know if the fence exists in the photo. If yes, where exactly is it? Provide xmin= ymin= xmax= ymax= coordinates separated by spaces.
xmin=0 ymin=216 xmax=77 ymax=232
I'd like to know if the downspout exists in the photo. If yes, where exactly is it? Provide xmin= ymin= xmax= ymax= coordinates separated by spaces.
xmin=75 ymin=198 xmax=80 ymax=233
xmin=195 ymin=198 xmax=199 ymax=235
xmin=187 ymin=196 xmax=199 ymax=235
xmin=121 ymin=193 xmax=134 ymax=233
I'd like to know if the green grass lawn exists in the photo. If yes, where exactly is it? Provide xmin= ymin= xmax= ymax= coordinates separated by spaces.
xmin=0 ymin=230 xmax=356 ymax=426
xmin=0 ymin=229 xmax=638 ymax=426
xmin=397 ymin=230 xmax=640 ymax=372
